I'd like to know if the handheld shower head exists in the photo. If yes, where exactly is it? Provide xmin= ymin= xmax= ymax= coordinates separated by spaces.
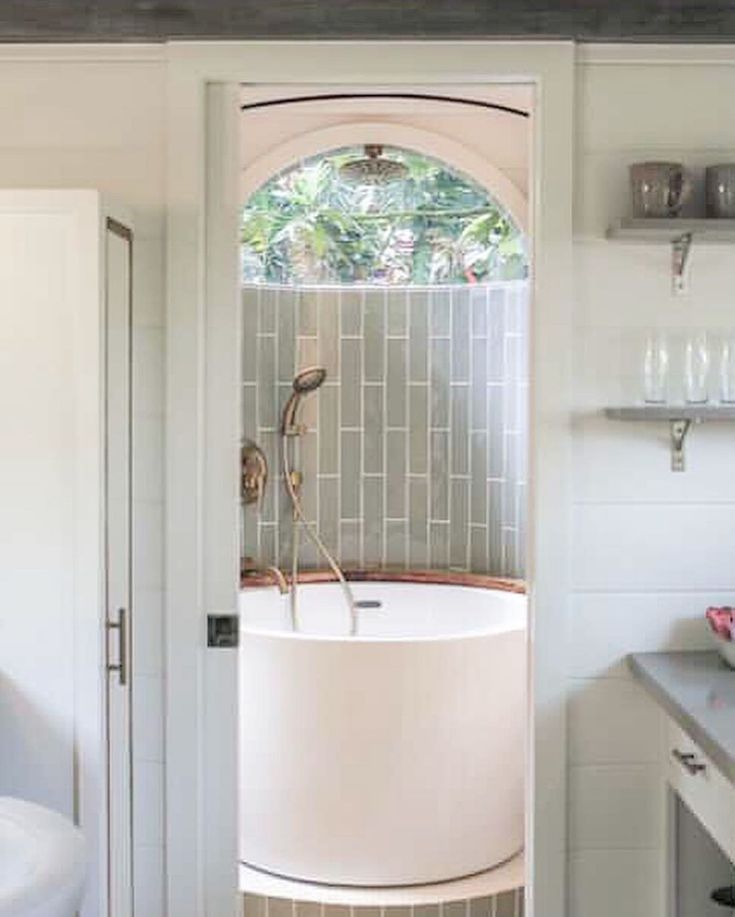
xmin=293 ymin=366 xmax=327 ymax=394
xmin=281 ymin=366 xmax=327 ymax=434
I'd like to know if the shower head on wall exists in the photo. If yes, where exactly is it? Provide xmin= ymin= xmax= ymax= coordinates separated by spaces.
xmin=281 ymin=366 xmax=327 ymax=434
xmin=338 ymin=145 xmax=408 ymax=187
xmin=292 ymin=366 xmax=327 ymax=394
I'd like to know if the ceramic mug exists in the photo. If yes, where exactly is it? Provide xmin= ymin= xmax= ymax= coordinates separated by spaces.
xmin=706 ymin=164 xmax=735 ymax=218
xmin=630 ymin=161 xmax=690 ymax=217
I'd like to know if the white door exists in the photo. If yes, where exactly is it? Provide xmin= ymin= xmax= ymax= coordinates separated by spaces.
xmin=105 ymin=217 xmax=135 ymax=916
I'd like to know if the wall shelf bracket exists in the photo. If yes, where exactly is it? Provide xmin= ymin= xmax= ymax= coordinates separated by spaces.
xmin=669 ymin=418 xmax=691 ymax=472
xmin=671 ymin=232 xmax=693 ymax=295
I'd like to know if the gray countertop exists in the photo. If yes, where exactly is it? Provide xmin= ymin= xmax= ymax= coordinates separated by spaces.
xmin=628 ymin=651 xmax=735 ymax=787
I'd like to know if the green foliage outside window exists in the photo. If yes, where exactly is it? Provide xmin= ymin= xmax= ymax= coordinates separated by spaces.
xmin=241 ymin=146 xmax=527 ymax=286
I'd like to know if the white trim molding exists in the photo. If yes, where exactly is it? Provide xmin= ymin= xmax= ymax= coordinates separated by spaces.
xmin=165 ymin=39 xmax=574 ymax=917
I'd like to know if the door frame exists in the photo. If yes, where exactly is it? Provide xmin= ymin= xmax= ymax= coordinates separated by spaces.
xmin=165 ymin=40 xmax=574 ymax=917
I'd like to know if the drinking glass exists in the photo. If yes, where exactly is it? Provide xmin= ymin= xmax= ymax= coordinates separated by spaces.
xmin=720 ymin=334 xmax=735 ymax=403
xmin=642 ymin=331 xmax=669 ymax=403
xmin=684 ymin=330 xmax=710 ymax=404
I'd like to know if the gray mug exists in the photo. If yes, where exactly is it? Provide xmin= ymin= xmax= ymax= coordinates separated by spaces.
xmin=630 ymin=162 xmax=690 ymax=218
xmin=706 ymin=164 xmax=735 ymax=218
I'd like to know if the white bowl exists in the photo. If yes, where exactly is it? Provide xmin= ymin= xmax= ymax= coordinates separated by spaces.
xmin=713 ymin=633 xmax=735 ymax=669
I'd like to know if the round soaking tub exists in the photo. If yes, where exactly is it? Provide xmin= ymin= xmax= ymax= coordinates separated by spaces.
xmin=239 ymin=574 xmax=526 ymax=887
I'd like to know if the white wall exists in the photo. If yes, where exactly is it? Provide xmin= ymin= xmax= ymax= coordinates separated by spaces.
xmin=0 ymin=46 xmax=167 ymax=916
xmin=570 ymin=45 xmax=735 ymax=917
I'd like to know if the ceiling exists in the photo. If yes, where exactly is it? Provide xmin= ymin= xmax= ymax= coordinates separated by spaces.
xmin=5 ymin=0 xmax=735 ymax=42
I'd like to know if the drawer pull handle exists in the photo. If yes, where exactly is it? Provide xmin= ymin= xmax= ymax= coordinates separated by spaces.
xmin=672 ymin=747 xmax=706 ymax=776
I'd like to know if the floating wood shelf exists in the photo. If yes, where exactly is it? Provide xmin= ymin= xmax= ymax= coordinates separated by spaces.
xmin=607 ymin=218 xmax=735 ymax=243
xmin=604 ymin=405 xmax=735 ymax=472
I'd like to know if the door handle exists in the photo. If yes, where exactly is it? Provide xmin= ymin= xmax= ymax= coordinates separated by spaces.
xmin=107 ymin=607 xmax=128 ymax=686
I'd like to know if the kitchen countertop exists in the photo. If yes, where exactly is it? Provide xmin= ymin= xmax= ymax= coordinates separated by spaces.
xmin=628 ymin=651 xmax=735 ymax=787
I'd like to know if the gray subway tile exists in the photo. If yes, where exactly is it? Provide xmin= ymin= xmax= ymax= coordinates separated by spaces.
xmin=450 ymin=385 xmax=469 ymax=475
xmin=296 ymin=431 xmax=318 ymax=522
xmin=362 ymin=476 xmax=384 ymax=565
xmin=340 ymin=289 xmax=362 ymax=336
xmin=318 ymin=289 xmax=339 ymax=379
xmin=488 ymin=480 xmax=504 ymax=572
xmin=409 ymin=477 xmax=429 ymax=568
xmin=443 ymin=903 xmax=466 ymax=917
xmin=364 ymin=291 xmax=385 ymax=381
xmin=297 ymin=537 xmax=319 ymax=568
xmin=386 ymin=338 xmax=407 ymax=427
xmin=295 ymin=903 xmax=321 ymax=917
xmin=241 ymin=512 xmax=258 ymax=563
xmin=472 ymin=336 xmax=488 ymax=429
xmin=386 ymin=429 xmax=407 ymax=518
xmin=266 ymin=899 xmax=292 ymax=917
xmin=469 ymin=898 xmax=492 ymax=917
xmin=339 ymin=520 xmax=361 ymax=566
xmin=260 ymin=523 xmax=276 ymax=564
xmin=414 ymin=906 xmax=440 ymax=917
xmin=241 ymin=289 xmax=258 ymax=383
xmin=298 ymin=290 xmax=317 ymax=335
xmin=472 ymin=286 xmax=489 ymax=336
xmin=341 ymin=338 xmax=362 ymax=427
xmin=470 ymin=525 xmax=488 ymax=572
xmin=257 ymin=432 xmax=279 ymax=523
xmin=429 ymin=521 xmax=449 ymax=568
xmin=449 ymin=477 xmax=468 ymax=568
xmin=241 ymin=384 xmax=257 ymax=437
xmin=430 ymin=430 xmax=449 ymax=520
xmin=259 ymin=286 xmax=277 ymax=334
xmin=385 ymin=519 xmax=407 ymax=567
xmin=319 ymin=385 xmax=339 ymax=475
xmin=340 ymin=430 xmax=361 ymax=519
xmin=353 ymin=909 xmax=381 ymax=917
xmin=488 ymin=297 xmax=506 ymax=383
xmin=430 ymin=288 xmax=450 ymax=336
xmin=496 ymin=889 xmax=522 ymax=917
xmin=319 ymin=477 xmax=339 ymax=552
xmin=487 ymin=384 xmax=504 ymax=478
xmin=471 ymin=431 xmax=488 ymax=524
xmin=387 ymin=289 xmax=407 ymax=335
xmin=409 ymin=292 xmax=429 ymax=381
xmin=409 ymin=385 xmax=428 ymax=474
xmin=324 ymin=907 xmax=351 ymax=917
xmin=257 ymin=333 xmax=276 ymax=429
xmin=363 ymin=384 xmax=384 ymax=474
xmin=243 ymin=894 xmax=266 ymax=917
xmin=430 ymin=338 xmax=450 ymax=428
xmin=277 ymin=289 xmax=296 ymax=383
xmin=451 ymin=290 xmax=471 ymax=382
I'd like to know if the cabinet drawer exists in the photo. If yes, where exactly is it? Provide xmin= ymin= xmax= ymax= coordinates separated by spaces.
xmin=665 ymin=717 xmax=735 ymax=863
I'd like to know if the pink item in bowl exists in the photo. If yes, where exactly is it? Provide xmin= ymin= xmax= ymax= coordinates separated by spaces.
xmin=706 ymin=607 xmax=735 ymax=641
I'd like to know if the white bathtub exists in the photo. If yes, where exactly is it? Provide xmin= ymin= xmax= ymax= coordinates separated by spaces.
xmin=239 ymin=579 xmax=526 ymax=887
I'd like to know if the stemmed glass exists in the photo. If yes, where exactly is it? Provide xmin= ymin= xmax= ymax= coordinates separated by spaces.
xmin=719 ymin=334 xmax=735 ymax=403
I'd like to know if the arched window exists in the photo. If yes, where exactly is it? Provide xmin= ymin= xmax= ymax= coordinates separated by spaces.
xmin=241 ymin=145 xmax=527 ymax=286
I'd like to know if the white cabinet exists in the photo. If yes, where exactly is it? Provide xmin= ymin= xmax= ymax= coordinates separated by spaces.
xmin=662 ymin=714 xmax=735 ymax=917
xmin=0 ymin=191 xmax=134 ymax=917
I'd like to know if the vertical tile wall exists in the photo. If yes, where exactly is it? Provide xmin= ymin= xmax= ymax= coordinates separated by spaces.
xmin=241 ymin=282 xmax=528 ymax=578
xmin=244 ymin=891 xmax=524 ymax=917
